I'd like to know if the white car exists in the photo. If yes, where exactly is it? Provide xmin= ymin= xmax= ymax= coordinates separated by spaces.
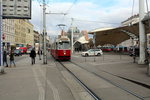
xmin=81 ymin=49 xmax=103 ymax=57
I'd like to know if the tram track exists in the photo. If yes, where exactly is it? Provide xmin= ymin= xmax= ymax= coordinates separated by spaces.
xmin=58 ymin=61 xmax=101 ymax=100
xmin=69 ymin=61 xmax=150 ymax=100
xmin=58 ymin=60 xmax=150 ymax=100
xmin=71 ymin=61 xmax=150 ymax=89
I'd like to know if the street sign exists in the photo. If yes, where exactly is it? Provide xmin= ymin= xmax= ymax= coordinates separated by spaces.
xmin=2 ymin=0 xmax=31 ymax=19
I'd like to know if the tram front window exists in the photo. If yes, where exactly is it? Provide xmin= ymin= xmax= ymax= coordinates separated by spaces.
xmin=58 ymin=42 xmax=70 ymax=49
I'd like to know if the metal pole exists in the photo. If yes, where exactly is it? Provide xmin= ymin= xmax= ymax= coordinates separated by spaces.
xmin=71 ymin=18 xmax=74 ymax=53
xmin=0 ymin=0 xmax=2 ymax=65
xmin=138 ymin=0 xmax=146 ymax=64
xmin=0 ymin=0 xmax=4 ymax=73
xmin=39 ymin=34 xmax=41 ymax=60
xmin=43 ymin=0 xmax=47 ymax=64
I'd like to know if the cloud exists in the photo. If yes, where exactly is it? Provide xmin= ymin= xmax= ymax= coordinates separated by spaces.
xmin=30 ymin=0 xmax=149 ymax=36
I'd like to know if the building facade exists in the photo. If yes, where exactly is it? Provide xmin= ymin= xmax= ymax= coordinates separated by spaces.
xmin=2 ymin=19 xmax=34 ymax=50
xmin=34 ymin=30 xmax=39 ymax=44
xmin=25 ymin=20 xmax=34 ymax=47
xmin=67 ymin=27 xmax=89 ymax=51
xmin=14 ymin=19 xmax=34 ymax=47
xmin=2 ymin=19 xmax=15 ymax=50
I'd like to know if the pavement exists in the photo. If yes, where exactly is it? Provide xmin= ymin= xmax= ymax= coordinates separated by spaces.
xmin=0 ymin=52 xmax=150 ymax=100
xmin=72 ymin=52 xmax=150 ymax=86
xmin=0 ymin=55 xmax=95 ymax=100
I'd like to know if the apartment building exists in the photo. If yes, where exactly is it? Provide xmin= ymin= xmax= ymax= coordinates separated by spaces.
xmin=25 ymin=20 xmax=34 ymax=47
xmin=14 ymin=19 xmax=34 ymax=47
xmin=2 ymin=19 xmax=15 ymax=50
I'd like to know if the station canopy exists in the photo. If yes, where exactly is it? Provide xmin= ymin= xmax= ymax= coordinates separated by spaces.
xmin=74 ymin=36 xmax=89 ymax=45
xmin=89 ymin=14 xmax=150 ymax=46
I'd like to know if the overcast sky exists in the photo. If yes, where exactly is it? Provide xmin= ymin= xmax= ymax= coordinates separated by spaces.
xmin=30 ymin=0 xmax=150 ymax=37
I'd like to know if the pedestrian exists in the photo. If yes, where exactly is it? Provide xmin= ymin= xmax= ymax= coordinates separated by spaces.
xmin=38 ymin=49 xmax=41 ymax=60
xmin=9 ymin=50 xmax=16 ymax=67
xmin=3 ymin=50 xmax=8 ymax=67
xmin=30 ymin=48 xmax=36 ymax=65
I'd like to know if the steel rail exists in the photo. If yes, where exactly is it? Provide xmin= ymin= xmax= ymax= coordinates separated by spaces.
xmin=58 ymin=61 xmax=101 ymax=100
xmin=70 ymin=61 xmax=145 ymax=100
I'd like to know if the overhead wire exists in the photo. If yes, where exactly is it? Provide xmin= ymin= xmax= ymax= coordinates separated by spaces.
xmin=73 ymin=18 xmax=121 ymax=25
xmin=61 ymin=0 xmax=77 ymax=25
xmin=66 ymin=0 xmax=77 ymax=13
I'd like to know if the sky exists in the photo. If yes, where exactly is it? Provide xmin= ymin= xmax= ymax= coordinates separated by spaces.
xmin=30 ymin=0 xmax=150 ymax=37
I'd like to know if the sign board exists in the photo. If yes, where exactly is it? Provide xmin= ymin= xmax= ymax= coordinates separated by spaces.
xmin=2 ymin=0 xmax=31 ymax=19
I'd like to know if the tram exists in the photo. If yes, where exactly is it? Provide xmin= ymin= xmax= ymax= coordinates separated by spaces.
xmin=51 ymin=36 xmax=71 ymax=60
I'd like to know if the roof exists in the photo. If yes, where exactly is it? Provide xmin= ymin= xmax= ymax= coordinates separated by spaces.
xmin=74 ymin=36 xmax=89 ymax=44
xmin=89 ymin=20 xmax=150 ymax=46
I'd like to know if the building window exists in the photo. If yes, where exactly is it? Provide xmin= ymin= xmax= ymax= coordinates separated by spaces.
xmin=28 ymin=29 xmax=30 ymax=33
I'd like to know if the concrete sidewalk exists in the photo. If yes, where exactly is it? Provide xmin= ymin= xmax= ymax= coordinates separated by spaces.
xmin=0 ymin=55 xmax=96 ymax=100
xmin=0 ymin=57 xmax=39 ymax=100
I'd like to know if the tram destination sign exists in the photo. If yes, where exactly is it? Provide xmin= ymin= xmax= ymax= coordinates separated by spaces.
xmin=2 ymin=0 xmax=31 ymax=19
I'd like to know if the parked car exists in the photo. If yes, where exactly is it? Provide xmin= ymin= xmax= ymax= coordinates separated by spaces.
xmin=14 ymin=49 xmax=22 ymax=56
xmin=81 ymin=49 xmax=103 ymax=57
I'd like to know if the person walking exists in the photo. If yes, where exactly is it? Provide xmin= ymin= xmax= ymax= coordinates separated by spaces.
xmin=9 ymin=50 xmax=16 ymax=67
xmin=30 ymin=48 xmax=36 ymax=65
xmin=38 ymin=49 xmax=41 ymax=60
xmin=3 ymin=50 xmax=8 ymax=67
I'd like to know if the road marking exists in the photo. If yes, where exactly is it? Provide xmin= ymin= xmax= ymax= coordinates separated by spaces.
xmin=32 ymin=68 xmax=45 ymax=100
xmin=39 ymin=66 xmax=61 ymax=100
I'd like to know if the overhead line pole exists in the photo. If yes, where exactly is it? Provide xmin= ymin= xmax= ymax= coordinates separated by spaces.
xmin=43 ymin=0 xmax=47 ymax=64
xmin=0 ymin=0 xmax=4 ymax=73
xmin=138 ymin=0 xmax=146 ymax=64
xmin=71 ymin=18 xmax=74 ymax=53
xmin=42 ymin=1 xmax=67 ymax=64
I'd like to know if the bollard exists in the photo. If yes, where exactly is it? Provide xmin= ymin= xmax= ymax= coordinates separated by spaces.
xmin=148 ymin=63 xmax=150 ymax=76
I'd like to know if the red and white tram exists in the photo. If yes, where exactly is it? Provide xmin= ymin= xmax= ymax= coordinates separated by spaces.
xmin=51 ymin=36 xmax=71 ymax=60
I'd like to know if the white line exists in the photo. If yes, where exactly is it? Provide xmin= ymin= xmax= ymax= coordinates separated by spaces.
xmin=39 ymin=67 xmax=61 ymax=100
xmin=32 ymin=68 xmax=45 ymax=100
